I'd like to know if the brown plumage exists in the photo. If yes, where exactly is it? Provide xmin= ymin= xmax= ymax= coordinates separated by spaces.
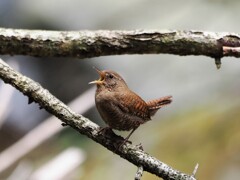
xmin=89 ymin=68 xmax=172 ymax=145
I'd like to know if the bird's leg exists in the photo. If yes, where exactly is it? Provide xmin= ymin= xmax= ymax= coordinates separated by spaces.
xmin=125 ymin=128 xmax=137 ymax=142
xmin=118 ymin=127 xmax=138 ymax=149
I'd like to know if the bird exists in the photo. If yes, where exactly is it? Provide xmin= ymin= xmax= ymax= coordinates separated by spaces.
xmin=89 ymin=67 xmax=172 ymax=147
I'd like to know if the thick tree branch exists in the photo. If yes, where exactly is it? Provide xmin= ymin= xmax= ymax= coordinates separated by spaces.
xmin=0 ymin=28 xmax=240 ymax=59
xmin=0 ymin=58 xmax=196 ymax=180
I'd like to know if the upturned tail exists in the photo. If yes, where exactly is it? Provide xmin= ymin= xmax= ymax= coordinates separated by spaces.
xmin=147 ymin=95 xmax=172 ymax=116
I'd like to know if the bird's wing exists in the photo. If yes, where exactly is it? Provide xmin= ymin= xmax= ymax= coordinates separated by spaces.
xmin=116 ymin=91 xmax=151 ymax=121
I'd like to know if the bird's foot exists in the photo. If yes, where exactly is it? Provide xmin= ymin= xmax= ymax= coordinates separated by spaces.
xmin=116 ymin=138 xmax=132 ymax=150
xmin=97 ymin=127 xmax=123 ymax=141
xmin=136 ymin=143 xmax=144 ymax=151
xmin=97 ymin=127 xmax=114 ymax=135
xmin=116 ymin=128 xmax=137 ymax=150
xmin=97 ymin=127 xmax=134 ymax=152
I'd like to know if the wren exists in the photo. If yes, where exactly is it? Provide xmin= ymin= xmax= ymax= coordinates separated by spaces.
xmin=89 ymin=68 xmax=172 ymax=146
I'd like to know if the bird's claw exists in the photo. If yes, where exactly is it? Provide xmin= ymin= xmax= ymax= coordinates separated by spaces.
xmin=97 ymin=127 xmax=114 ymax=135
xmin=136 ymin=143 xmax=144 ymax=151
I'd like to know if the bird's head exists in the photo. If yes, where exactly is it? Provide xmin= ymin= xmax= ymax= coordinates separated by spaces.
xmin=89 ymin=67 xmax=128 ymax=90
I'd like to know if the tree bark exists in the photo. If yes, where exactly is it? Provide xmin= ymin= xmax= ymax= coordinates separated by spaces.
xmin=0 ymin=28 xmax=240 ymax=59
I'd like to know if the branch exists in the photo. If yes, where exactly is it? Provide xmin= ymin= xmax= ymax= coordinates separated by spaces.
xmin=135 ymin=165 xmax=143 ymax=180
xmin=0 ymin=59 xmax=197 ymax=180
xmin=0 ymin=28 xmax=240 ymax=59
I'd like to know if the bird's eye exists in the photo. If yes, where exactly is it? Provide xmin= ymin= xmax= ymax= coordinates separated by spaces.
xmin=108 ymin=74 xmax=114 ymax=79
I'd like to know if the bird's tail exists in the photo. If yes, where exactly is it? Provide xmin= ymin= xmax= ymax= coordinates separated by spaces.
xmin=147 ymin=96 xmax=172 ymax=116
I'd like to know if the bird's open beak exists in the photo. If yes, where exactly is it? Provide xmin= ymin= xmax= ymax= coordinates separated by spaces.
xmin=88 ymin=67 xmax=105 ymax=85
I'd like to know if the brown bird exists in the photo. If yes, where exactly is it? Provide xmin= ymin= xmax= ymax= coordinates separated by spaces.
xmin=89 ymin=68 xmax=172 ymax=146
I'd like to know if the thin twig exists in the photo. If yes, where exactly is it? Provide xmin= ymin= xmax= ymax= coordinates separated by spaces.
xmin=0 ymin=58 xmax=196 ymax=180
xmin=214 ymin=57 xmax=221 ymax=69
xmin=192 ymin=163 xmax=199 ymax=178
xmin=134 ymin=144 xmax=144 ymax=180
xmin=0 ymin=28 xmax=240 ymax=59
xmin=135 ymin=166 xmax=143 ymax=180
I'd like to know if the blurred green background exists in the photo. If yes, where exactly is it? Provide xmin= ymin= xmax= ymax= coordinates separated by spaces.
xmin=0 ymin=0 xmax=240 ymax=179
